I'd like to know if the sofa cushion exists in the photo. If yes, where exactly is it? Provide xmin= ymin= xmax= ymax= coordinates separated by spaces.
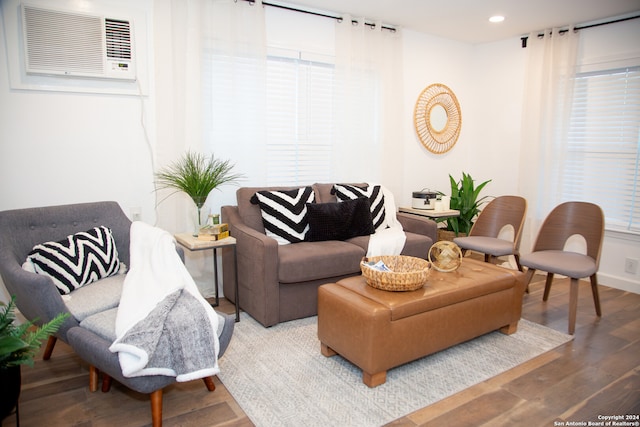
xmin=63 ymin=273 xmax=125 ymax=321
xmin=278 ymin=241 xmax=366 ymax=283
xmin=252 ymin=187 xmax=316 ymax=245
xmin=306 ymin=198 xmax=374 ymax=242
xmin=397 ymin=231 xmax=432 ymax=258
xmin=23 ymin=225 xmax=124 ymax=295
xmin=333 ymin=184 xmax=386 ymax=232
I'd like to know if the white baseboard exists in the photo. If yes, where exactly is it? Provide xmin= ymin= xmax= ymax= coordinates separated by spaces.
xmin=598 ymin=273 xmax=640 ymax=294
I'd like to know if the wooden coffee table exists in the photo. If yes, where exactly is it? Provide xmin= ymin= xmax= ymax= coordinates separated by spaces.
xmin=317 ymin=258 xmax=526 ymax=387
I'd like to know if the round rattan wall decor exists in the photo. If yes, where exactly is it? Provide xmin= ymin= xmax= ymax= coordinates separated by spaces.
xmin=414 ymin=83 xmax=462 ymax=154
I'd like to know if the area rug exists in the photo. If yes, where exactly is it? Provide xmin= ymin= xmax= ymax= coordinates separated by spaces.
xmin=218 ymin=314 xmax=572 ymax=427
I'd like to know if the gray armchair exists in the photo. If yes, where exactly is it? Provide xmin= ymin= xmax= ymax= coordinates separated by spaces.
xmin=0 ymin=201 xmax=233 ymax=427
xmin=0 ymin=201 xmax=133 ymax=356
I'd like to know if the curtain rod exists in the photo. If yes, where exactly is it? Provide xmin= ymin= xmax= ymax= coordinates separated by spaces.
xmin=243 ymin=0 xmax=397 ymax=32
xmin=520 ymin=14 xmax=640 ymax=48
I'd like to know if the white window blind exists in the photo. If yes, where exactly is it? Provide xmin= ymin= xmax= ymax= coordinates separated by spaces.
xmin=265 ymin=55 xmax=334 ymax=186
xmin=561 ymin=66 xmax=640 ymax=232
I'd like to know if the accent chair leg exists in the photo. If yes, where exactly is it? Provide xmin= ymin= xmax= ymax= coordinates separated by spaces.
xmin=523 ymin=268 xmax=536 ymax=294
xmin=590 ymin=274 xmax=602 ymax=317
xmin=514 ymin=254 xmax=523 ymax=272
xmin=568 ymin=278 xmax=579 ymax=335
xmin=102 ymin=373 xmax=112 ymax=392
xmin=89 ymin=366 xmax=99 ymax=392
xmin=202 ymin=376 xmax=216 ymax=392
xmin=150 ymin=389 xmax=163 ymax=427
xmin=43 ymin=336 xmax=57 ymax=360
xmin=543 ymin=273 xmax=555 ymax=301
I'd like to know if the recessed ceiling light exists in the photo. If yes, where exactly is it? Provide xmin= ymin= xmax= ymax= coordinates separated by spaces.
xmin=489 ymin=15 xmax=505 ymax=23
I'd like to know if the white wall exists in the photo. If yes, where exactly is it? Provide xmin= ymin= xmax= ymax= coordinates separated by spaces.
xmin=0 ymin=0 xmax=158 ymax=303
xmin=400 ymin=31 xmax=526 ymax=205
xmin=1 ymin=1 xmax=638 ymax=305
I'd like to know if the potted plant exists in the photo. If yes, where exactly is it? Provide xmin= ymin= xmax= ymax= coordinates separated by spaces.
xmin=155 ymin=151 xmax=244 ymax=232
xmin=438 ymin=172 xmax=491 ymax=239
xmin=0 ymin=296 xmax=68 ymax=421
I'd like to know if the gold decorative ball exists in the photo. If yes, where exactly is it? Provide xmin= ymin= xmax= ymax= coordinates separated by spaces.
xmin=428 ymin=241 xmax=462 ymax=272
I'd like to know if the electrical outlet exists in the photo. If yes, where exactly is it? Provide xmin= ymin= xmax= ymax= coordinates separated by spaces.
xmin=130 ymin=207 xmax=141 ymax=222
xmin=625 ymin=258 xmax=638 ymax=274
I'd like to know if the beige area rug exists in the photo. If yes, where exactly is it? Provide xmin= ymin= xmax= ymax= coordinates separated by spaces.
xmin=218 ymin=314 xmax=572 ymax=427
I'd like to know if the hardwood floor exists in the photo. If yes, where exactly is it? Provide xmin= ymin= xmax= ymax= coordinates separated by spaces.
xmin=3 ymin=275 xmax=639 ymax=427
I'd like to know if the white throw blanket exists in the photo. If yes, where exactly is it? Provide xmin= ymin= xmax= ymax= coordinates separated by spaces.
xmin=367 ymin=185 xmax=406 ymax=257
xmin=109 ymin=221 xmax=220 ymax=382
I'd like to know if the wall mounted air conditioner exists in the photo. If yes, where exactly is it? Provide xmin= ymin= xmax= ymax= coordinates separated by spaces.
xmin=21 ymin=3 xmax=136 ymax=81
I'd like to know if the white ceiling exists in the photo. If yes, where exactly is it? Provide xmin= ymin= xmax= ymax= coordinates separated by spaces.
xmin=272 ymin=0 xmax=640 ymax=44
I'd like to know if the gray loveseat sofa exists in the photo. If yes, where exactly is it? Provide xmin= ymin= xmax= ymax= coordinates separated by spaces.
xmin=221 ymin=183 xmax=437 ymax=327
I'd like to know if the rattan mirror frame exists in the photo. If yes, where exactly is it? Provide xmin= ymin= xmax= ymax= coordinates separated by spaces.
xmin=414 ymin=83 xmax=462 ymax=154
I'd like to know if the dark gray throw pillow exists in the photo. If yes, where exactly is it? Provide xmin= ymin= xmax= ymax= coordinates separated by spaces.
xmin=305 ymin=198 xmax=375 ymax=242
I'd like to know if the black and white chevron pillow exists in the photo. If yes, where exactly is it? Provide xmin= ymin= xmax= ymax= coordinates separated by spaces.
xmin=24 ymin=226 xmax=123 ymax=295
xmin=333 ymin=184 xmax=387 ymax=232
xmin=253 ymin=187 xmax=316 ymax=245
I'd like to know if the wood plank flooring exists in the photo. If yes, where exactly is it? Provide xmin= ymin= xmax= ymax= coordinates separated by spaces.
xmin=3 ymin=274 xmax=639 ymax=427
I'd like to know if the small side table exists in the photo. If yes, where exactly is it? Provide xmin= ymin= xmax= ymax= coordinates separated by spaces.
xmin=398 ymin=206 xmax=460 ymax=219
xmin=174 ymin=234 xmax=240 ymax=322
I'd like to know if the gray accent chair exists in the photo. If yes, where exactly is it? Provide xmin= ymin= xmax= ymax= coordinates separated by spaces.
xmin=453 ymin=195 xmax=527 ymax=272
xmin=0 ymin=201 xmax=233 ymax=427
xmin=520 ymin=201 xmax=605 ymax=335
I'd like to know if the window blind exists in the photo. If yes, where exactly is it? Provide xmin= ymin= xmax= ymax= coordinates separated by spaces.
xmin=562 ymin=66 xmax=640 ymax=232
xmin=265 ymin=55 xmax=334 ymax=186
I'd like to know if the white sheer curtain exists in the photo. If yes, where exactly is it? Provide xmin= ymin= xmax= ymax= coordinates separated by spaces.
xmin=155 ymin=0 xmax=266 ymax=233
xmin=154 ymin=0 xmax=206 ymax=233
xmin=153 ymin=0 xmax=266 ymax=296
xmin=333 ymin=16 xmax=404 ymax=195
xmin=201 ymin=0 xmax=267 ymax=201
xmin=518 ymin=28 xmax=579 ymax=252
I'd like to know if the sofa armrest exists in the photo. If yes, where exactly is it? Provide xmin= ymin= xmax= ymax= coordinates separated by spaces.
xmin=221 ymin=205 xmax=281 ymax=327
xmin=396 ymin=212 xmax=438 ymax=244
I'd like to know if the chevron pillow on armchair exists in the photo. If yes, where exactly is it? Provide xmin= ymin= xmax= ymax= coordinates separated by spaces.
xmin=22 ymin=226 xmax=125 ymax=294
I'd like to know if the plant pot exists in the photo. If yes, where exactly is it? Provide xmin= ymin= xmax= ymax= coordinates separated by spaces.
xmin=0 ymin=365 xmax=21 ymax=422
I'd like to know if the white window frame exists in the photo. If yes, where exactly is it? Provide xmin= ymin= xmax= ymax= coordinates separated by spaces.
xmin=559 ymin=65 xmax=640 ymax=233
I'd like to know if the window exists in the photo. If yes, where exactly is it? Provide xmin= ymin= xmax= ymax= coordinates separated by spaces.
xmin=265 ymin=54 xmax=334 ymax=186
xmin=204 ymin=50 xmax=335 ymax=187
xmin=561 ymin=66 xmax=640 ymax=232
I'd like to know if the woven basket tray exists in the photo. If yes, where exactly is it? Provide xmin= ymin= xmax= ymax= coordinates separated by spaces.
xmin=360 ymin=255 xmax=431 ymax=292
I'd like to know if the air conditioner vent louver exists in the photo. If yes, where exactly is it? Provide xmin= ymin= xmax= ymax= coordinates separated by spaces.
xmin=21 ymin=4 xmax=136 ymax=81
xmin=105 ymin=18 xmax=131 ymax=60
xmin=24 ymin=7 xmax=103 ymax=73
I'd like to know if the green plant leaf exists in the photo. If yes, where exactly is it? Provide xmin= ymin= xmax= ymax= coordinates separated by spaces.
xmin=155 ymin=151 xmax=245 ymax=208
xmin=1 ymin=296 xmax=69 ymax=368
xmin=442 ymin=172 xmax=491 ymax=235
xmin=0 ymin=335 xmax=28 ymax=356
